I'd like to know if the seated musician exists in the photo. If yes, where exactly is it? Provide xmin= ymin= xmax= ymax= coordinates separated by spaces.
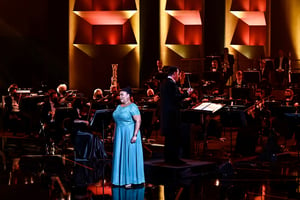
xmin=231 ymin=71 xmax=247 ymax=88
xmin=4 ymin=84 xmax=31 ymax=135
xmin=221 ymin=47 xmax=234 ymax=85
xmin=41 ymin=89 xmax=59 ymax=125
xmin=106 ymin=85 xmax=120 ymax=109
xmin=146 ymin=88 xmax=159 ymax=103
xmin=93 ymin=88 xmax=104 ymax=100
xmin=41 ymin=88 xmax=78 ymax=143
xmin=90 ymin=88 xmax=109 ymax=110
xmin=282 ymin=88 xmax=298 ymax=107
xmin=210 ymin=59 xmax=225 ymax=94
xmin=56 ymin=83 xmax=68 ymax=106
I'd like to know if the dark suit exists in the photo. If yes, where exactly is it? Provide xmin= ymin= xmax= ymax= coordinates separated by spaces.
xmin=274 ymin=56 xmax=289 ymax=71
xmin=274 ymin=56 xmax=289 ymax=88
xmin=220 ymin=54 xmax=234 ymax=83
xmin=160 ymin=77 xmax=188 ymax=163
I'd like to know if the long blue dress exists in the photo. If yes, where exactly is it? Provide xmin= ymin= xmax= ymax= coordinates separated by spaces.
xmin=111 ymin=103 xmax=145 ymax=186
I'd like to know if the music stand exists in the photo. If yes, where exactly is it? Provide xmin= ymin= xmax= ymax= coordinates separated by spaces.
xmin=90 ymin=109 xmax=113 ymax=198
xmin=243 ymin=71 xmax=260 ymax=84
xmin=192 ymin=102 xmax=225 ymax=156
xmin=90 ymin=109 xmax=113 ymax=135
xmin=203 ymin=71 xmax=222 ymax=82
xmin=231 ymin=87 xmax=251 ymax=100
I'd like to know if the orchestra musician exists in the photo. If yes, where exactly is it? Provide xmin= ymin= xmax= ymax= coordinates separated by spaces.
xmin=93 ymin=88 xmax=104 ymax=100
xmin=282 ymin=88 xmax=298 ymax=107
xmin=258 ymin=60 xmax=273 ymax=97
xmin=274 ymin=49 xmax=289 ymax=89
xmin=210 ymin=59 xmax=225 ymax=94
xmin=220 ymin=48 xmax=234 ymax=84
xmin=56 ymin=83 xmax=69 ymax=106
xmin=91 ymin=88 xmax=109 ymax=106
xmin=41 ymin=89 xmax=59 ymax=124
xmin=4 ymin=84 xmax=32 ymax=135
xmin=231 ymin=70 xmax=247 ymax=88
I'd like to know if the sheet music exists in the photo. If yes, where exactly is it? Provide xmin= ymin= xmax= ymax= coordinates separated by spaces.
xmin=193 ymin=102 xmax=211 ymax=110
xmin=193 ymin=102 xmax=224 ymax=113
xmin=203 ymin=103 xmax=224 ymax=113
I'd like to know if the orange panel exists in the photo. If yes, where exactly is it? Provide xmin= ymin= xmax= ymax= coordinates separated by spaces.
xmin=184 ymin=25 xmax=202 ymax=45
xmin=93 ymin=25 xmax=123 ymax=45
xmin=249 ymin=26 xmax=266 ymax=45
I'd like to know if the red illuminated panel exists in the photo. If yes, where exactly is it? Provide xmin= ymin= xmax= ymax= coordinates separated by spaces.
xmin=185 ymin=25 xmax=202 ymax=45
xmin=249 ymin=26 xmax=266 ymax=45
xmin=93 ymin=0 xmax=123 ymax=10
xmin=250 ymin=0 xmax=266 ymax=11
xmin=123 ymin=20 xmax=137 ymax=44
xmin=231 ymin=20 xmax=250 ymax=45
xmin=231 ymin=0 xmax=250 ymax=11
xmin=74 ymin=11 xmax=136 ymax=25
xmin=231 ymin=11 xmax=266 ymax=26
xmin=166 ymin=0 xmax=185 ymax=10
xmin=231 ymin=0 xmax=266 ymax=11
xmin=73 ymin=19 xmax=93 ymax=44
xmin=93 ymin=0 xmax=136 ymax=10
xmin=166 ymin=19 xmax=184 ymax=44
xmin=93 ymin=25 xmax=123 ymax=45
xmin=74 ymin=0 xmax=93 ymax=11
xmin=184 ymin=1 xmax=202 ymax=10
xmin=166 ymin=10 xmax=202 ymax=25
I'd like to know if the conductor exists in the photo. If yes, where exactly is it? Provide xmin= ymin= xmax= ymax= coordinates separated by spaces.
xmin=160 ymin=66 xmax=193 ymax=165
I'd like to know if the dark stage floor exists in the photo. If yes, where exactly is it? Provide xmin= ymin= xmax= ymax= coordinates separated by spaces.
xmin=0 ymin=129 xmax=300 ymax=200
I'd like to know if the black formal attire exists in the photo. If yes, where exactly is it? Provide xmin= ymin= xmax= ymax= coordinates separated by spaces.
xmin=4 ymin=95 xmax=31 ymax=134
xmin=261 ymin=61 xmax=273 ymax=81
xmin=231 ymin=79 xmax=247 ymax=88
xmin=160 ymin=77 xmax=188 ymax=164
xmin=220 ymin=53 xmax=234 ymax=83
xmin=274 ymin=56 xmax=289 ymax=88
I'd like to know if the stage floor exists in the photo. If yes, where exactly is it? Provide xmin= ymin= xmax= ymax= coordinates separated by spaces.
xmin=1 ymin=130 xmax=300 ymax=199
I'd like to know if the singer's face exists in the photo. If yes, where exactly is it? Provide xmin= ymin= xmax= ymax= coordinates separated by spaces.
xmin=120 ymin=91 xmax=130 ymax=104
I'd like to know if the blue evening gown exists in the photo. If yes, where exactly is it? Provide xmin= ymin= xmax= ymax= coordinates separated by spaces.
xmin=111 ymin=103 xmax=145 ymax=186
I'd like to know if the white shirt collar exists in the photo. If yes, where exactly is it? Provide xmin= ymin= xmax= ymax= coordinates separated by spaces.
xmin=168 ymin=75 xmax=176 ymax=83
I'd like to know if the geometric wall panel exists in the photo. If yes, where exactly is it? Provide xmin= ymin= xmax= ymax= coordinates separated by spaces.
xmin=230 ymin=0 xmax=267 ymax=59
